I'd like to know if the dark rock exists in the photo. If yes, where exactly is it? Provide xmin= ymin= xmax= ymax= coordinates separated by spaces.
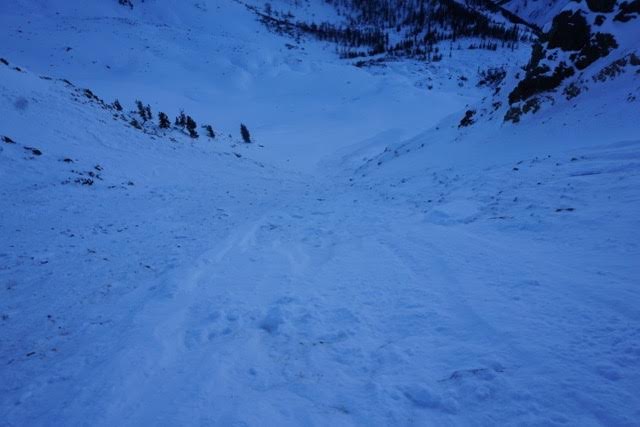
xmin=614 ymin=0 xmax=640 ymax=21
xmin=509 ymin=62 xmax=575 ymax=104
xmin=547 ymin=11 xmax=590 ymax=52
xmin=75 ymin=178 xmax=94 ymax=186
xmin=574 ymin=32 xmax=618 ymax=69
xmin=522 ymin=97 xmax=541 ymax=114
xmin=504 ymin=106 xmax=522 ymax=123
xmin=564 ymin=82 xmax=582 ymax=99
xmin=477 ymin=67 xmax=506 ymax=88
xmin=586 ymin=0 xmax=616 ymax=13
xmin=24 ymin=146 xmax=42 ymax=156
xmin=593 ymin=53 xmax=639 ymax=81
xmin=458 ymin=110 xmax=476 ymax=128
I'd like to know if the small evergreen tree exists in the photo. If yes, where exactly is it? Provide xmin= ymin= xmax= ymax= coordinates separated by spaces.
xmin=240 ymin=123 xmax=251 ymax=143
xmin=203 ymin=125 xmax=215 ymax=139
xmin=113 ymin=99 xmax=123 ymax=111
xmin=130 ymin=118 xmax=142 ymax=129
xmin=136 ymin=100 xmax=150 ymax=122
xmin=175 ymin=110 xmax=186 ymax=128
xmin=158 ymin=112 xmax=171 ymax=129
xmin=186 ymin=116 xmax=198 ymax=138
xmin=136 ymin=100 xmax=144 ymax=119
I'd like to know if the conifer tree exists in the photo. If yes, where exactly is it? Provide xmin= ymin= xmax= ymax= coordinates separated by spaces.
xmin=204 ymin=125 xmax=215 ymax=139
xmin=175 ymin=110 xmax=187 ymax=128
xmin=136 ymin=100 xmax=150 ymax=122
xmin=240 ymin=123 xmax=251 ymax=143
xmin=186 ymin=116 xmax=198 ymax=138
xmin=158 ymin=112 xmax=171 ymax=129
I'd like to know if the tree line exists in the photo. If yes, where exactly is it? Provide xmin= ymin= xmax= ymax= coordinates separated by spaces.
xmin=113 ymin=99 xmax=252 ymax=143
xmin=259 ymin=0 xmax=533 ymax=61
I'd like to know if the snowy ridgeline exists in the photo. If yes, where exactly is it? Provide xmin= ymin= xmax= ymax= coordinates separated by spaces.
xmin=1 ymin=0 xmax=640 ymax=426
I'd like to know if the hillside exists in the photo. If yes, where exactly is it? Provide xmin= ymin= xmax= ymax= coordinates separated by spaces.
xmin=500 ymin=0 xmax=572 ymax=26
xmin=1 ymin=1 xmax=639 ymax=426
xmin=0 ymin=0 xmax=487 ymax=170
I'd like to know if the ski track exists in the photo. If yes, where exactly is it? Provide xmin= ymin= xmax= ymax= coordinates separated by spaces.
xmin=2 ymin=132 xmax=639 ymax=425
xmin=4 ymin=156 xmax=636 ymax=426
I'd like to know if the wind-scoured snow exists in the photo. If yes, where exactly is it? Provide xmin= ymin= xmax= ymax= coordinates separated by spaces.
xmin=1 ymin=1 xmax=639 ymax=426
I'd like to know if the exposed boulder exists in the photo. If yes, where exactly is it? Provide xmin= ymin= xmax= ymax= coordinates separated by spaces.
xmin=614 ymin=0 xmax=640 ymax=21
xmin=508 ymin=62 xmax=575 ymax=104
xmin=574 ymin=32 xmax=618 ymax=69
xmin=458 ymin=110 xmax=476 ymax=128
xmin=586 ymin=0 xmax=617 ymax=13
xmin=547 ymin=11 xmax=590 ymax=51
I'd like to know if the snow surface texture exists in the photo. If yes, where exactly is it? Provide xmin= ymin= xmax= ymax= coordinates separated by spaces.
xmin=502 ymin=0 xmax=572 ymax=26
xmin=1 ymin=1 xmax=640 ymax=426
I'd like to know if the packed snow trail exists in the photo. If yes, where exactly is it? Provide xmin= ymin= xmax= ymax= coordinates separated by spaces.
xmin=3 ymin=138 xmax=639 ymax=425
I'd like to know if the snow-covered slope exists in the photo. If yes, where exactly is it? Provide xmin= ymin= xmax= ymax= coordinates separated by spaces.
xmin=1 ymin=1 xmax=639 ymax=426
xmin=500 ymin=0 xmax=572 ymax=26
xmin=0 ymin=0 xmax=487 ymax=171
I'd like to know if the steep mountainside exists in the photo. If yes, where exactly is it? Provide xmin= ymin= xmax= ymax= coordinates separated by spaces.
xmin=500 ymin=0 xmax=572 ymax=26
xmin=250 ymin=0 xmax=536 ymax=62
xmin=501 ymin=0 xmax=640 ymax=122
